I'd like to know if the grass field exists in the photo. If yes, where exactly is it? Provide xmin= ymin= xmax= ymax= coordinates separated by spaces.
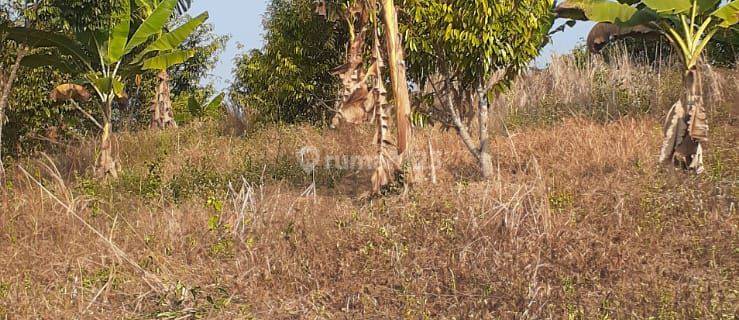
xmin=1 ymin=55 xmax=736 ymax=319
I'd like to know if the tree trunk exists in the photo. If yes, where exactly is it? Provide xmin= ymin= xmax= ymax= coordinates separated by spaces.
xmin=479 ymin=150 xmax=493 ymax=179
xmin=0 ymin=46 xmax=27 ymax=184
xmin=663 ymin=68 xmax=706 ymax=173
xmin=150 ymin=70 xmax=177 ymax=129
xmin=380 ymin=0 xmax=411 ymax=157
xmin=477 ymin=94 xmax=493 ymax=179
xmin=96 ymin=100 xmax=118 ymax=178
xmin=435 ymin=82 xmax=494 ymax=179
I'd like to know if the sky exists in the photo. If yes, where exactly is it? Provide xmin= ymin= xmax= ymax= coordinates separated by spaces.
xmin=192 ymin=1 xmax=592 ymax=90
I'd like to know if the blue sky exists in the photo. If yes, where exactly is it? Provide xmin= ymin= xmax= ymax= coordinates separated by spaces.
xmin=192 ymin=1 xmax=592 ymax=90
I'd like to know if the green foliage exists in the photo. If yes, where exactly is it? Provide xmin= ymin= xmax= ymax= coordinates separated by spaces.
xmin=706 ymin=28 xmax=738 ymax=67
xmin=230 ymin=0 xmax=347 ymax=124
xmin=0 ymin=3 xmax=97 ymax=159
xmin=172 ymin=90 xmax=223 ymax=123
xmin=188 ymin=92 xmax=224 ymax=119
xmin=47 ymin=0 xmax=113 ymax=32
xmin=6 ymin=0 xmax=207 ymax=106
xmin=400 ymin=0 xmax=555 ymax=88
xmin=0 ymin=0 xmax=223 ymax=159
xmin=2 ymin=64 xmax=99 ymax=154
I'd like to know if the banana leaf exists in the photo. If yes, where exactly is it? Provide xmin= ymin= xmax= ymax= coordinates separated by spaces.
xmin=142 ymin=49 xmax=195 ymax=70
xmin=125 ymin=0 xmax=178 ymax=54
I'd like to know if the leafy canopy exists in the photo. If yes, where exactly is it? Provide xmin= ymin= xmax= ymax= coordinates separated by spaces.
xmin=400 ymin=0 xmax=556 ymax=88
xmin=230 ymin=0 xmax=347 ymax=124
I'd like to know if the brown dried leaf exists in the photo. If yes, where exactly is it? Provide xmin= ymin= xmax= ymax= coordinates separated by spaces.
xmin=345 ymin=86 xmax=369 ymax=109
xmin=49 ymin=84 xmax=92 ymax=103
xmin=659 ymin=100 xmax=686 ymax=163
xmin=687 ymin=97 xmax=709 ymax=142
xmin=371 ymin=166 xmax=389 ymax=194
xmin=587 ymin=22 xmax=659 ymax=53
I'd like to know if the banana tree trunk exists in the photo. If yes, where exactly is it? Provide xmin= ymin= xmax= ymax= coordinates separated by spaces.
xmin=150 ymin=70 xmax=177 ymax=129
xmin=660 ymin=67 xmax=707 ymax=173
xmin=96 ymin=99 xmax=118 ymax=178
xmin=685 ymin=68 xmax=708 ymax=143
xmin=0 ymin=46 xmax=27 ymax=183
xmin=380 ymin=0 xmax=411 ymax=157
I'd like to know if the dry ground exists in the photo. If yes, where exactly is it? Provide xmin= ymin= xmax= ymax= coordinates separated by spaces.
xmin=0 ymin=57 xmax=737 ymax=319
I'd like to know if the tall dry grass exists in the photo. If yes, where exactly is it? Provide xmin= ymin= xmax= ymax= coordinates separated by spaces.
xmin=495 ymin=46 xmax=729 ymax=130
xmin=0 ymin=52 xmax=736 ymax=318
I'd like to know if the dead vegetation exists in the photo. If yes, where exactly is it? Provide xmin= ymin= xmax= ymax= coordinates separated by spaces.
xmin=0 ymin=55 xmax=736 ymax=318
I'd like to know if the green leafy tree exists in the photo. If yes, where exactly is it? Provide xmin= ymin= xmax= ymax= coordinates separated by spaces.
xmin=556 ymin=0 xmax=739 ymax=173
xmin=705 ymin=27 xmax=738 ymax=66
xmin=230 ymin=0 xmax=348 ymax=124
xmin=0 ymin=1 xmax=38 ymax=181
xmin=47 ymin=0 xmax=112 ymax=32
xmin=400 ymin=0 xmax=555 ymax=178
xmin=1 ymin=1 xmax=116 ymax=183
xmin=4 ymin=0 xmax=208 ymax=177
xmin=0 ymin=1 xmax=221 ymax=167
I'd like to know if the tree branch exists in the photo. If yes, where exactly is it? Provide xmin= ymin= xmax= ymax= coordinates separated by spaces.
xmin=430 ymin=77 xmax=480 ymax=161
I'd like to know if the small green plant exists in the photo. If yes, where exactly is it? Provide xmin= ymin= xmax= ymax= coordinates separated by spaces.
xmin=205 ymin=201 xmax=233 ymax=258
xmin=207 ymin=196 xmax=224 ymax=213
xmin=209 ymin=238 xmax=234 ymax=258
xmin=115 ymin=161 xmax=163 ymax=199
xmin=188 ymin=92 xmax=224 ymax=121
xmin=549 ymin=190 xmax=574 ymax=214
xmin=0 ymin=281 xmax=9 ymax=299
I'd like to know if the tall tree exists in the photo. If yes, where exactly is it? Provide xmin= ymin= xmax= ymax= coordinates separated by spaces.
xmin=0 ymin=1 xmax=37 ymax=182
xmin=556 ymin=0 xmax=739 ymax=173
xmin=230 ymin=0 xmax=348 ymax=124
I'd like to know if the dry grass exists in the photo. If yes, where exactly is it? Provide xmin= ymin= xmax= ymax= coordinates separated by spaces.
xmin=0 ymin=56 xmax=737 ymax=319
xmin=495 ymin=48 xmax=729 ymax=130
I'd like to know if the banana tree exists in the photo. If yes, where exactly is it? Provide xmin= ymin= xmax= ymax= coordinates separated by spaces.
xmin=556 ymin=0 xmax=739 ymax=173
xmin=3 ymin=0 xmax=208 ymax=177
xmin=317 ymin=0 xmax=413 ymax=193
xmin=134 ymin=0 xmax=207 ymax=129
